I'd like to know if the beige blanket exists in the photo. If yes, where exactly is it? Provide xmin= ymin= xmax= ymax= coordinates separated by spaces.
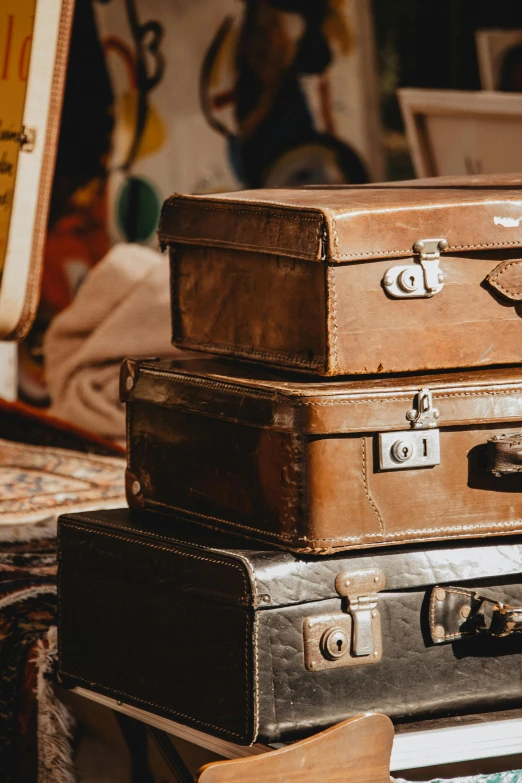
xmin=44 ymin=243 xmax=181 ymax=441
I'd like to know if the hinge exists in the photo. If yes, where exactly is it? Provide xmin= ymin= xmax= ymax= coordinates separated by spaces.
xmin=382 ymin=237 xmax=448 ymax=298
xmin=303 ymin=568 xmax=385 ymax=672
xmin=378 ymin=388 xmax=441 ymax=470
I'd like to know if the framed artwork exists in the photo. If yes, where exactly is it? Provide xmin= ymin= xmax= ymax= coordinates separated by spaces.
xmin=0 ymin=0 xmax=74 ymax=340
xmin=476 ymin=29 xmax=522 ymax=91
xmin=92 ymin=0 xmax=384 ymax=247
xmin=398 ymin=88 xmax=522 ymax=178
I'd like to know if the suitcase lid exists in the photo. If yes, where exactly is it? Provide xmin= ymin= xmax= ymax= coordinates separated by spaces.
xmin=121 ymin=356 xmax=522 ymax=436
xmin=60 ymin=508 xmax=522 ymax=607
xmin=158 ymin=173 xmax=522 ymax=264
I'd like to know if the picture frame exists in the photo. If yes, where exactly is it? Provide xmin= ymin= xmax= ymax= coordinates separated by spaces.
xmin=0 ymin=0 xmax=74 ymax=340
xmin=476 ymin=29 xmax=522 ymax=91
xmin=398 ymin=87 xmax=522 ymax=178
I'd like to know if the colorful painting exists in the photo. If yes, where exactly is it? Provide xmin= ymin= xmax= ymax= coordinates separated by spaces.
xmin=93 ymin=0 xmax=383 ymax=246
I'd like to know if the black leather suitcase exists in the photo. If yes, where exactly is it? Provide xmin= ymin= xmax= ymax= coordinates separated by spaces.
xmin=58 ymin=508 xmax=522 ymax=745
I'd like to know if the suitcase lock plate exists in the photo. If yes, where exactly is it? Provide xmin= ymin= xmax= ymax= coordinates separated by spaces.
xmin=379 ymin=388 xmax=441 ymax=471
xmin=383 ymin=237 xmax=448 ymax=298
xmin=303 ymin=568 xmax=385 ymax=671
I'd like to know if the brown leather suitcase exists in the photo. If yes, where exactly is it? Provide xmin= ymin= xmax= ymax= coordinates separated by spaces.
xmin=159 ymin=174 xmax=522 ymax=376
xmin=122 ymin=356 xmax=522 ymax=554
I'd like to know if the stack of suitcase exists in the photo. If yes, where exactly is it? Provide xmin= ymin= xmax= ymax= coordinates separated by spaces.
xmin=58 ymin=174 xmax=522 ymax=746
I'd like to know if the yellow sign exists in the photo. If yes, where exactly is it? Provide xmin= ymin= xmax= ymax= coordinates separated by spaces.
xmin=0 ymin=2 xmax=36 ymax=273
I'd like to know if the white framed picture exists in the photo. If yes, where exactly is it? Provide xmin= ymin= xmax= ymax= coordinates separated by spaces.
xmin=0 ymin=0 xmax=74 ymax=340
xmin=398 ymin=87 xmax=522 ymax=178
xmin=476 ymin=29 xmax=522 ymax=91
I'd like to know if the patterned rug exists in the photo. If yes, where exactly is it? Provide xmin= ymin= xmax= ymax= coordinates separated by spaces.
xmin=0 ymin=437 xmax=125 ymax=782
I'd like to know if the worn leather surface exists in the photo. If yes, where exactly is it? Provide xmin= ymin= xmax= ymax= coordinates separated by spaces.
xmin=488 ymin=433 xmax=522 ymax=476
xmin=58 ymin=508 xmax=522 ymax=744
xmin=124 ymin=358 xmax=522 ymax=553
xmin=159 ymin=175 xmax=522 ymax=375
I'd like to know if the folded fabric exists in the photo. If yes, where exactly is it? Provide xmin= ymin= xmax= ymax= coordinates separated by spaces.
xmin=44 ymin=243 xmax=182 ymax=441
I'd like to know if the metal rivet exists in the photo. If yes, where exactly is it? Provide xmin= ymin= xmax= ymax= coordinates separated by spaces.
xmin=309 ymin=661 xmax=316 ymax=669
xmin=373 ymin=651 xmax=379 ymax=657
xmin=374 ymin=576 xmax=379 ymax=584
xmin=261 ymin=594 xmax=271 ymax=603
xmin=384 ymin=274 xmax=393 ymax=286
xmin=437 ymin=272 xmax=444 ymax=283
xmin=435 ymin=588 xmax=446 ymax=602
xmin=372 ymin=610 xmax=377 ymax=618
xmin=116 ymin=700 xmax=122 ymax=706
xmin=434 ymin=625 xmax=445 ymax=639
xmin=460 ymin=605 xmax=471 ymax=619
xmin=126 ymin=376 xmax=134 ymax=391
xmin=413 ymin=240 xmax=425 ymax=253
xmin=131 ymin=480 xmax=141 ymax=496
xmin=439 ymin=238 xmax=449 ymax=251
xmin=406 ymin=409 xmax=416 ymax=421
xmin=344 ymin=579 xmax=350 ymax=587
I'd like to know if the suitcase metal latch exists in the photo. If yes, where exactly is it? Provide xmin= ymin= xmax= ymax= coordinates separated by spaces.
xmin=303 ymin=568 xmax=385 ymax=672
xmin=383 ymin=237 xmax=448 ymax=298
xmin=379 ymin=388 xmax=441 ymax=471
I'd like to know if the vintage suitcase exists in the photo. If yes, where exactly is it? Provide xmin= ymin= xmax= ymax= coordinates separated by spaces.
xmin=58 ymin=507 xmax=522 ymax=744
xmin=122 ymin=355 xmax=522 ymax=554
xmin=159 ymin=174 xmax=522 ymax=377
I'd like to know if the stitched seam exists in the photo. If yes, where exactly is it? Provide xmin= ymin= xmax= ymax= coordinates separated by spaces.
xmin=335 ymin=240 xmax=522 ymax=260
xmin=431 ymin=587 xmax=474 ymax=640
xmin=327 ymin=267 xmax=339 ymax=373
xmin=143 ymin=499 xmax=296 ymax=542
xmin=361 ymin=438 xmax=384 ymax=534
xmin=490 ymin=260 xmax=522 ymax=299
xmin=140 ymin=500 xmax=522 ymax=544
xmin=163 ymin=199 xmax=322 ymax=223
xmin=59 ymin=519 xmax=252 ymax=739
xmin=59 ymin=520 xmax=249 ymax=598
xmin=170 ymin=338 xmax=325 ymax=369
xmin=134 ymin=369 xmax=522 ymax=407
xmin=164 ymin=235 xmax=320 ymax=260
xmin=252 ymin=611 xmax=259 ymax=743
xmin=58 ymin=671 xmax=245 ymax=740
xmin=296 ymin=388 xmax=522 ymax=406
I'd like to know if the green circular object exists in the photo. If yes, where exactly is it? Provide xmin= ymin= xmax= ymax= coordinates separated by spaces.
xmin=116 ymin=176 xmax=161 ymax=243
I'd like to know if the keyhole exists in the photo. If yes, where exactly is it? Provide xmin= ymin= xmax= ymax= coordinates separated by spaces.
xmin=409 ymin=275 xmax=415 ymax=287
xmin=423 ymin=438 xmax=428 ymax=457
xmin=337 ymin=639 xmax=343 ymax=652
xmin=402 ymin=446 xmax=409 ymax=457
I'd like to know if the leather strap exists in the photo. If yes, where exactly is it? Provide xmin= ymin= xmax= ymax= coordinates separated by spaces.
xmin=488 ymin=433 xmax=522 ymax=477
xmin=429 ymin=585 xmax=522 ymax=644
xmin=487 ymin=259 xmax=522 ymax=302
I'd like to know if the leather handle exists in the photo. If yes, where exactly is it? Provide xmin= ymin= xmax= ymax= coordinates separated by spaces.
xmin=429 ymin=585 xmax=522 ymax=644
xmin=487 ymin=259 xmax=522 ymax=302
xmin=488 ymin=433 xmax=522 ymax=477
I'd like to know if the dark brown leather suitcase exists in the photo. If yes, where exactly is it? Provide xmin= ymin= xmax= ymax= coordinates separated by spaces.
xmin=159 ymin=174 xmax=522 ymax=377
xmin=122 ymin=356 xmax=522 ymax=554
xmin=58 ymin=507 xmax=522 ymax=744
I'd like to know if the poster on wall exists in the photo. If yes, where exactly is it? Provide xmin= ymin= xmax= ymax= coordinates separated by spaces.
xmin=93 ymin=0 xmax=384 ymax=247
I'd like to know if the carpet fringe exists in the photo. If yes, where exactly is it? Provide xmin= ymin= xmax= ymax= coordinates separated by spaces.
xmin=35 ymin=626 xmax=77 ymax=783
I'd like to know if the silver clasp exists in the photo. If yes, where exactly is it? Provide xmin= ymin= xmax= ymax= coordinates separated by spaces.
xmin=378 ymin=388 xmax=441 ymax=471
xmin=302 ymin=569 xmax=385 ymax=672
xmin=383 ymin=237 xmax=448 ymax=298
